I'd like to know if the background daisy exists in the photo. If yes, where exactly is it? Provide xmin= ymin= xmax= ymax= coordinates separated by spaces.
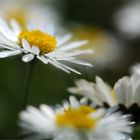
xmin=0 ymin=0 xmax=64 ymax=33
xmin=68 ymin=74 xmax=140 ymax=122
xmin=19 ymin=96 xmax=134 ymax=140
xmin=68 ymin=74 xmax=140 ymax=107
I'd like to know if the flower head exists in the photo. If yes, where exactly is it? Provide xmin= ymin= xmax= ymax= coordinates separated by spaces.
xmin=130 ymin=63 xmax=140 ymax=75
xmin=68 ymin=74 xmax=140 ymax=108
xmin=18 ymin=29 xmax=57 ymax=54
xmin=0 ymin=0 xmax=63 ymax=32
xmin=19 ymin=96 xmax=134 ymax=140
xmin=114 ymin=1 xmax=140 ymax=39
xmin=72 ymin=24 xmax=122 ymax=68
xmin=0 ymin=18 xmax=93 ymax=74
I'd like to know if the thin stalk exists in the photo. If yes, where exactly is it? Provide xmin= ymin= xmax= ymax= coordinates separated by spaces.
xmin=21 ymin=60 xmax=36 ymax=110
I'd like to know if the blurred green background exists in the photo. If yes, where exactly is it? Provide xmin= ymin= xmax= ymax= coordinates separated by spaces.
xmin=0 ymin=0 xmax=140 ymax=139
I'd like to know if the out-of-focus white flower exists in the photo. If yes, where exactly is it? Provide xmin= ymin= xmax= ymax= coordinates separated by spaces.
xmin=114 ymin=1 xmax=140 ymax=39
xmin=68 ymin=74 xmax=140 ymax=108
xmin=71 ymin=25 xmax=122 ymax=68
xmin=114 ymin=74 xmax=140 ymax=108
xmin=19 ymin=96 xmax=134 ymax=140
xmin=0 ymin=18 xmax=93 ymax=74
xmin=0 ymin=0 xmax=64 ymax=33
xmin=130 ymin=63 xmax=140 ymax=75
xmin=68 ymin=77 xmax=116 ymax=107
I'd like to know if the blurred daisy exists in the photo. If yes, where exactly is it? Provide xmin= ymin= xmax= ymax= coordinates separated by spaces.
xmin=68 ymin=74 xmax=140 ymax=108
xmin=0 ymin=18 xmax=93 ymax=74
xmin=130 ymin=63 xmax=140 ymax=75
xmin=68 ymin=77 xmax=116 ymax=107
xmin=114 ymin=1 xmax=140 ymax=39
xmin=71 ymin=25 xmax=122 ymax=68
xmin=0 ymin=0 xmax=64 ymax=32
xmin=19 ymin=96 xmax=134 ymax=140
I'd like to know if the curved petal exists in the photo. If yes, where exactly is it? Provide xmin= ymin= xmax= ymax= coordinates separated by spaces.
xmin=31 ymin=46 xmax=40 ymax=55
xmin=69 ymin=96 xmax=80 ymax=109
xmin=37 ymin=55 xmax=48 ymax=64
xmin=0 ymin=50 xmax=22 ymax=58
xmin=10 ymin=19 xmax=21 ymax=37
xmin=22 ymin=39 xmax=31 ymax=52
xmin=22 ymin=54 xmax=34 ymax=62
xmin=59 ymin=40 xmax=88 ymax=51
xmin=57 ymin=34 xmax=73 ymax=47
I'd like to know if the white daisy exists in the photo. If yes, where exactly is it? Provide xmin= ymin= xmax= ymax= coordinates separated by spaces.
xmin=114 ymin=1 xmax=140 ymax=39
xmin=19 ymin=96 xmax=134 ymax=140
xmin=68 ymin=74 xmax=140 ymax=108
xmin=68 ymin=77 xmax=116 ymax=107
xmin=71 ymin=24 xmax=122 ymax=68
xmin=114 ymin=74 xmax=140 ymax=108
xmin=130 ymin=63 xmax=140 ymax=75
xmin=0 ymin=0 xmax=65 ymax=33
xmin=0 ymin=17 xmax=93 ymax=74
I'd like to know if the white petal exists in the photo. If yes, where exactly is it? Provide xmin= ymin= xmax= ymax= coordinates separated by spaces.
xmin=47 ymin=58 xmax=71 ymax=73
xmin=63 ymin=49 xmax=94 ymax=58
xmin=48 ymin=58 xmax=81 ymax=74
xmin=57 ymin=34 xmax=73 ymax=47
xmin=22 ymin=39 xmax=31 ymax=52
xmin=55 ymin=57 xmax=75 ymax=61
xmin=0 ymin=50 xmax=22 ymax=58
xmin=62 ymin=100 xmax=70 ymax=110
xmin=31 ymin=46 xmax=40 ymax=55
xmin=56 ymin=62 xmax=81 ymax=75
xmin=80 ymin=97 xmax=88 ymax=105
xmin=133 ymin=83 xmax=140 ymax=105
xmin=114 ymin=77 xmax=129 ymax=106
xmin=0 ymin=17 xmax=16 ymax=41
xmin=22 ymin=54 xmax=35 ymax=62
xmin=69 ymin=96 xmax=80 ymax=108
xmin=40 ymin=104 xmax=55 ymax=120
xmin=10 ymin=19 xmax=21 ymax=37
xmin=46 ymin=51 xmax=65 ymax=58
xmin=0 ymin=33 xmax=19 ymax=50
xmin=37 ymin=55 xmax=48 ymax=64
xmin=96 ymin=76 xmax=115 ymax=106
xmin=64 ymin=59 xmax=93 ymax=67
xmin=59 ymin=40 xmax=88 ymax=51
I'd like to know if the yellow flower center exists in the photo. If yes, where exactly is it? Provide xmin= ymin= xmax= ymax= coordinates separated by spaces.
xmin=56 ymin=106 xmax=97 ymax=130
xmin=18 ymin=30 xmax=57 ymax=54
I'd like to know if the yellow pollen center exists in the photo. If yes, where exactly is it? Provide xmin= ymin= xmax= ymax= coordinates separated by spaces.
xmin=18 ymin=30 xmax=57 ymax=54
xmin=56 ymin=106 xmax=97 ymax=130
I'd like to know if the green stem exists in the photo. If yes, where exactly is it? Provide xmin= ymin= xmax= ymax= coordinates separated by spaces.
xmin=21 ymin=60 xmax=36 ymax=110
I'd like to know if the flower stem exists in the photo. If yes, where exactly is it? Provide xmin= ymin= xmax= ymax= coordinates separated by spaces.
xmin=21 ymin=60 xmax=36 ymax=110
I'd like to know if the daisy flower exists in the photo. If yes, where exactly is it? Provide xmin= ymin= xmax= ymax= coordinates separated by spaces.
xmin=0 ymin=0 xmax=64 ymax=32
xmin=71 ymin=24 xmax=122 ymax=68
xmin=130 ymin=63 xmax=140 ymax=75
xmin=0 ymin=18 xmax=93 ymax=74
xmin=114 ymin=1 xmax=140 ymax=39
xmin=68 ymin=77 xmax=116 ymax=107
xmin=19 ymin=96 xmax=134 ymax=140
xmin=68 ymin=74 xmax=140 ymax=108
